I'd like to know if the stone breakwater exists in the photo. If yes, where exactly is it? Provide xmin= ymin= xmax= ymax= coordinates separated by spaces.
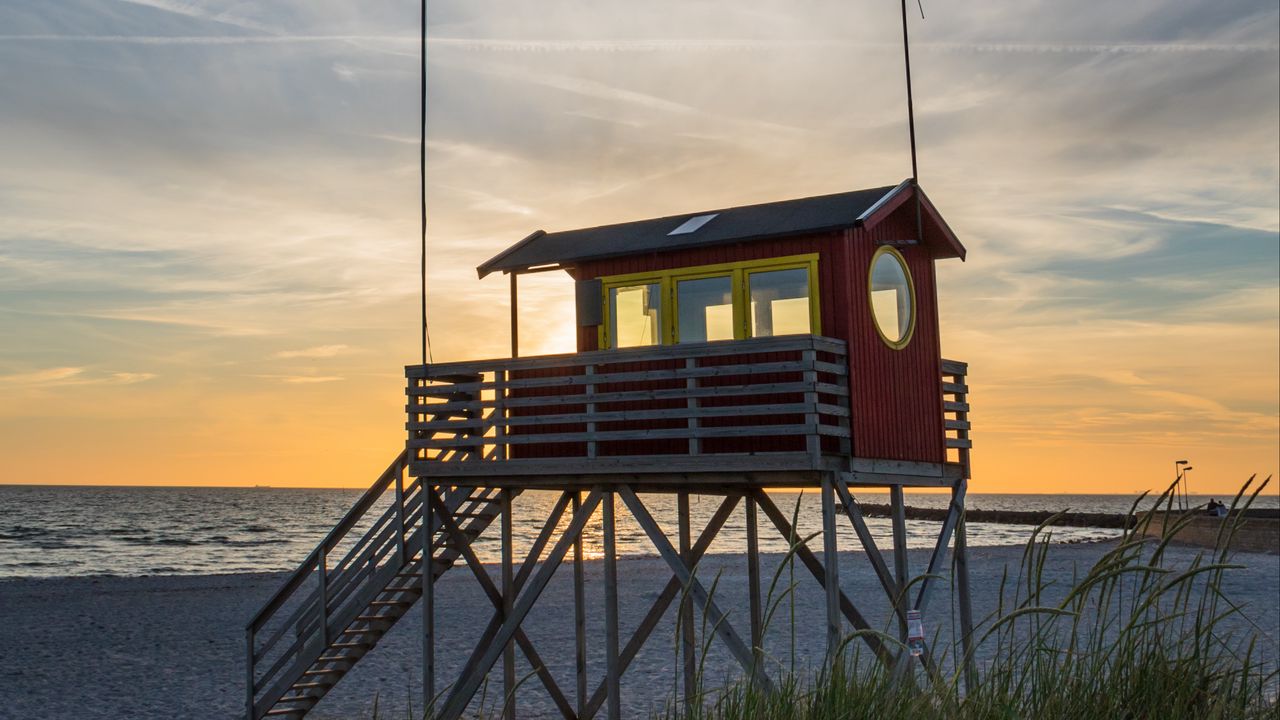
xmin=853 ymin=504 xmax=1138 ymax=529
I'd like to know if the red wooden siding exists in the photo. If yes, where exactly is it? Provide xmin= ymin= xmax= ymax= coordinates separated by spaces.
xmin=563 ymin=199 xmax=949 ymax=465
xmin=845 ymin=202 xmax=946 ymax=463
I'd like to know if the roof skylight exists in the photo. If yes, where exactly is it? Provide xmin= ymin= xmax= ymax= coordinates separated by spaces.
xmin=668 ymin=213 xmax=719 ymax=236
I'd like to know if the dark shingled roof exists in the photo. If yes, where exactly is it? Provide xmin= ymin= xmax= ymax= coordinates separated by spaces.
xmin=478 ymin=182 xmax=909 ymax=277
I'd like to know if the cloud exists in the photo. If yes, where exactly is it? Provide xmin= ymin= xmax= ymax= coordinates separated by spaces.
xmin=0 ymin=367 xmax=156 ymax=386
xmin=274 ymin=344 xmax=352 ymax=359
xmin=0 ymin=0 xmax=1274 ymax=489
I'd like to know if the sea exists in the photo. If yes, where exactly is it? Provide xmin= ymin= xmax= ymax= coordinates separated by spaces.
xmin=0 ymin=485 xmax=1274 ymax=579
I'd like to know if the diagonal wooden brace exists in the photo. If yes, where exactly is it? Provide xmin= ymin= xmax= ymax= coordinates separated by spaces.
xmin=833 ymin=473 xmax=907 ymax=626
xmin=582 ymin=495 xmax=741 ymax=718
xmin=437 ymin=489 xmax=604 ymax=720
xmin=753 ymin=490 xmax=894 ymax=666
xmin=431 ymin=490 xmax=577 ymax=719
xmin=448 ymin=491 xmax=574 ymax=679
xmin=617 ymin=486 xmax=774 ymax=692
xmin=913 ymin=479 xmax=967 ymax=614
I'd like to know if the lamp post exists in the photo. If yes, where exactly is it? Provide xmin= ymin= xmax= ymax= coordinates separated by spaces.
xmin=1175 ymin=460 xmax=1189 ymax=511
xmin=1183 ymin=467 xmax=1194 ymax=508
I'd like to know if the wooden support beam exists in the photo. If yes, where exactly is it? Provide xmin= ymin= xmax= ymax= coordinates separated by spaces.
xmin=833 ymin=474 xmax=905 ymax=626
xmin=753 ymin=490 xmax=893 ymax=665
xmin=889 ymin=485 xmax=909 ymax=642
xmin=745 ymin=495 xmax=763 ymax=671
xmin=913 ymin=479 xmax=967 ymax=614
xmin=678 ymin=492 xmax=696 ymax=710
xmin=431 ymin=491 xmax=577 ymax=719
xmin=954 ymin=508 xmax=977 ymax=693
xmin=820 ymin=474 xmax=842 ymax=659
xmin=582 ymin=496 xmax=740 ymax=719
xmin=422 ymin=482 xmax=436 ymax=717
xmin=437 ymin=490 xmax=603 ymax=720
xmin=501 ymin=488 xmax=516 ymax=720
xmin=618 ymin=487 xmax=774 ymax=691
xmin=603 ymin=490 xmax=622 ymax=720
xmin=573 ymin=492 xmax=588 ymax=717
xmin=450 ymin=493 xmax=573 ymax=696
xmin=510 ymin=272 xmax=519 ymax=358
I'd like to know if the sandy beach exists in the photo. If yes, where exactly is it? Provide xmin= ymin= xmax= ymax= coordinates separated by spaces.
xmin=1 ymin=541 xmax=1276 ymax=720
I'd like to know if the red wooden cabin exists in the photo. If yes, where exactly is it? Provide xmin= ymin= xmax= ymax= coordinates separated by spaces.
xmin=246 ymin=181 xmax=976 ymax=720
xmin=406 ymin=179 xmax=970 ymax=487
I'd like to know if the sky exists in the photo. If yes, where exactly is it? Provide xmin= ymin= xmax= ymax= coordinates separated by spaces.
xmin=0 ymin=0 xmax=1277 ymax=494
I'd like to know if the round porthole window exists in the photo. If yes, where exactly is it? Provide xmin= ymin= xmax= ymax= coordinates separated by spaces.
xmin=868 ymin=246 xmax=915 ymax=349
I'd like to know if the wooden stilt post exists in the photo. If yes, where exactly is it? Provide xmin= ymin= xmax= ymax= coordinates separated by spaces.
xmin=437 ymin=490 xmax=603 ymax=720
xmin=618 ymin=487 xmax=774 ymax=690
xmin=913 ymin=479 xmax=966 ymax=614
xmin=821 ymin=474 xmax=842 ymax=660
xmin=833 ymin=473 xmax=906 ymax=628
xmin=509 ymin=272 xmax=519 ymax=358
xmin=501 ymin=488 xmax=516 ymax=720
xmin=603 ymin=488 xmax=622 ymax=720
xmin=582 ymin=496 xmax=741 ymax=719
xmin=889 ymin=484 xmax=909 ymax=643
xmin=753 ymin=490 xmax=893 ymax=665
xmin=573 ymin=491 xmax=588 ymax=717
xmin=677 ymin=492 xmax=696 ymax=710
xmin=422 ymin=481 xmax=436 ymax=717
xmin=954 ymin=500 xmax=976 ymax=694
xmin=745 ymin=494 xmax=763 ymax=671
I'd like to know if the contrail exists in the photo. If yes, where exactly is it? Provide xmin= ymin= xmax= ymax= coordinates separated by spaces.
xmin=1 ymin=35 xmax=1275 ymax=54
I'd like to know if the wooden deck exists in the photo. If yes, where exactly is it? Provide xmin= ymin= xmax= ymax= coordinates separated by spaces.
xmin=405 ymin=336 xmax=969 ymax=488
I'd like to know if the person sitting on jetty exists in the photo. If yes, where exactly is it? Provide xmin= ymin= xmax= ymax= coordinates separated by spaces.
xmin=1206 ymin=499 xmax=1229 ymax=518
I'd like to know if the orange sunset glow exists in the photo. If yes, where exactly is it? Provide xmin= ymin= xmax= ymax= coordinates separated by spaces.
xmin=1 ymin=1 xmax=1276 ymax=495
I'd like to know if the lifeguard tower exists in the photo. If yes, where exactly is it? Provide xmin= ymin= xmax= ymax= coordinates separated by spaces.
xmin=245 ymin=179 xmax=976 ymax=719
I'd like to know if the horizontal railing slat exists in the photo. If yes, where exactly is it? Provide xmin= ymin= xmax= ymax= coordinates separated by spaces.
xmin=412 ymin=423 xmax=832 ymax=447
xmin=407 ymin=359 xmax=832 ymax=397
xmin=407 ymin=335 xmax=847 ymax=377
xmin=408 ymin=381 xmax=849 ymax=415
xmin=408 ymin=402 xmax=831 ymax=431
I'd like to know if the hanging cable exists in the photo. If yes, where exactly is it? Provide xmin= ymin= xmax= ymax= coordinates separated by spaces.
xmin=900 ymin=0 xmax=924 ymax=243
xmin=420 ymin=0 xmax=433 ymax=364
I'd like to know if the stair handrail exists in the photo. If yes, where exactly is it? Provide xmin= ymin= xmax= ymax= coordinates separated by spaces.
xmin=247 ymin=449 xmax=409 ymax=635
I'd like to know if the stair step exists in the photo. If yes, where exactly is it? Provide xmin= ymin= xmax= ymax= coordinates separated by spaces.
xmin=275 ymin=693 xmax=319 ymax=705
xmin=264 ymin=708 xmax=305 ymax=717
xmin=339 ymin=627 xmax=383 ymax=636
xmin=317 ymin=654 xmax=361 ymax=663
xmin=302 ymin=667 xmax=348 ymax=676
xmin=330 ymin=641 xmax=373 ymax=649
xmin=369 ymin=600 xmax=413 ymax=607
xmin=291 ymin=682 xmax=332 ymax=690
xmin=355 ymin=615 xmax=394 ymax=622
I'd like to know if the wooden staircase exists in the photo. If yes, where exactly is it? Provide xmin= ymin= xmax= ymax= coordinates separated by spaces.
xmin=245 ymin=451 xmax=513 ymax=719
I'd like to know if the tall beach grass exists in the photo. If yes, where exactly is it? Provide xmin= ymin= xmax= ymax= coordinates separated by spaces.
xmin=658 ymin=476 xmax=1277 ymax=720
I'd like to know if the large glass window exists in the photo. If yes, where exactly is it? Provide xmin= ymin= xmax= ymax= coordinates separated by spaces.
xmin=599 ymin=254 xmax=821 ymax=348
xmin=609 ymin=282 xmax=661 ymax=347
xmin=869 ymin=247 xmax=914 ymax=348
xmin=748 ymin=267 xmax=811 ymax=337
xmin=676 ymin=275 xmax=734 ymax=343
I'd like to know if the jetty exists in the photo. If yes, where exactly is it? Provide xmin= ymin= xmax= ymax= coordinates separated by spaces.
xmin=853 ymin=504 xmax=1136 ymax=529
xmin=1137 ymin=508 xmax=1279 ymax=554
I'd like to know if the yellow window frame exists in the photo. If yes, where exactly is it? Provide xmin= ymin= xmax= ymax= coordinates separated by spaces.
xmin=867 ymin=245 xmax=916 ymax=350
xmin=599 ymin=254 xmax=820 ymax=348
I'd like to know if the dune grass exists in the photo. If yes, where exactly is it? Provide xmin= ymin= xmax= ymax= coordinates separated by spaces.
xmin=657 ymin=476 xmax=1278 ymax=720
